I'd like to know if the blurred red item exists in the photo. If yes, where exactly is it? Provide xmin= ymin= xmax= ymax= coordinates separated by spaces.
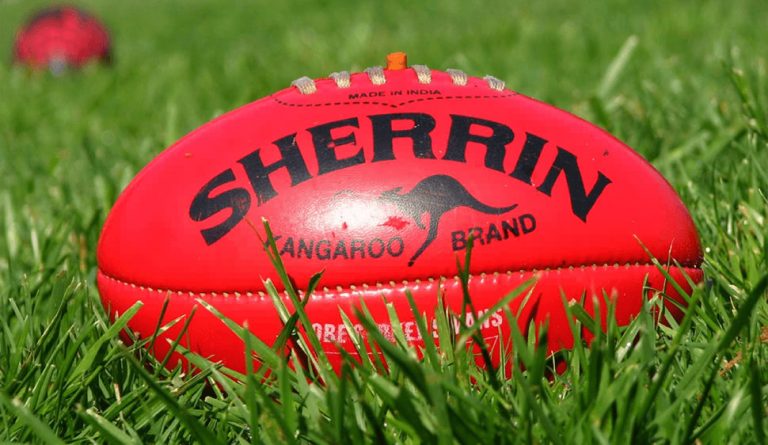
xmin=13 ymin=5 xmax=111 ymax=72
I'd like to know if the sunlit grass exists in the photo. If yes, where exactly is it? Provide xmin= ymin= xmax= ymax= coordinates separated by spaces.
xmin=0 ymin=0 xmax=767 ymax=443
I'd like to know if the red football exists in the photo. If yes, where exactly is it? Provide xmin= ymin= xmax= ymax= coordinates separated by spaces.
xmin=13 ymin=5 xmax=111 ymax=72
xmin=97 ymin=54 xmax=703 ymax=373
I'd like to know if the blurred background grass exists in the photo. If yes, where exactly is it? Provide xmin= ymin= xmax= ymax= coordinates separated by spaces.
xmin=4 ymin=1 xmax=767 ymax=101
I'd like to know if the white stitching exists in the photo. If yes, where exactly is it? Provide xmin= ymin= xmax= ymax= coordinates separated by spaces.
xmin=483 ymin=75 xmax=505 ymax=91
xmin=291 ymin=76 xmax=317 ymax=94
xmin=364 ymin=66 xmax=386 ymax=85
xmin=291 ymin=66 xmax=507 ymax=93
xmin=446 ymin=68 xmax=468 ymax=86
xmin=329 ymin=71 xmax=351 ymax=88
xmin=98 ymin=262 xmax=702 ymax=301
xmin=411 ymin=65 xmax=432 ymax=84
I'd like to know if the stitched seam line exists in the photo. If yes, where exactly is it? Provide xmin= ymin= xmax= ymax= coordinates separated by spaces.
xmin=273 ymin=93 xmax=517 ymax=109
xmin=98 ymin=263 xmax=702 ymax=301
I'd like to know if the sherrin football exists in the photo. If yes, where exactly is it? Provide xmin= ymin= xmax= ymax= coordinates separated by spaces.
xmin=97 ymin=53 xmax=703 ymax=373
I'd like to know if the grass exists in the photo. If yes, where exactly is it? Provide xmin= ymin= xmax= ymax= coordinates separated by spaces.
xmin=1 ymin=0 xmax=767 ymax=443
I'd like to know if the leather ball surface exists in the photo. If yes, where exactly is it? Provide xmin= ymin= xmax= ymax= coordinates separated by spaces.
xmin=97 ymin=63 xmax=703 ymax=373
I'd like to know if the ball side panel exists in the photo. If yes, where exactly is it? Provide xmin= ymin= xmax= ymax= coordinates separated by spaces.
xmin=98 ymin=264 xmax=701 ymax=374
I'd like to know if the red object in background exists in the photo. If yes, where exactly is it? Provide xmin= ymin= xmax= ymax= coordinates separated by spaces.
xmin=13 ymin=5 xmax=111 ymax=72
xmin=97 ymin=56 xmax=703 ymax=374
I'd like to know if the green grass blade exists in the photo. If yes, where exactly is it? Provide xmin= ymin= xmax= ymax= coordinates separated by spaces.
xmin=119 ymin=347 xmax=223 ymax=445
xmin=0 ymin=391 xmax=66 ymax=445
xmin=748 ymin=354 xmax=766 ymax=443
xmin=68 ymin=301 xmax=143 ymax=384
xmin=77 ymin=407 xmax=140 ymax=445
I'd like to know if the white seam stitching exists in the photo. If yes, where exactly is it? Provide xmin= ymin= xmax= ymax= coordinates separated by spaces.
xmin=411 ymin=65 xmax=432 ymax=84
xmin=290 ymin=76 xmax=317 ymax=94
xmin=446 ymin=68 xmax=468 ymax=86
xmin=292 ymin=68 xmax=507 ymax=93
xmin=98 ymin=263 xmax=702 ymax=301
xmin=364 ymin=66 xmax=386 ymax=85
xmin=329 ymin=71 xmax=351 ymax=88
xmin=483 ymin=75 xmax=505 ymax=91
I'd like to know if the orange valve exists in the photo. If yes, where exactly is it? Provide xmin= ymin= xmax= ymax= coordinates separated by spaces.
xmin=385 ymin=52 xmax=408 ymax=70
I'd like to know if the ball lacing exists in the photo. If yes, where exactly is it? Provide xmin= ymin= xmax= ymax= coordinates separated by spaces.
xmin=291 ymin=64 xmax=506 ymax=95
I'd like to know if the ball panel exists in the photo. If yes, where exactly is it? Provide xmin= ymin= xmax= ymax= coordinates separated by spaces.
xmin=98 ymin=263 xmax=701 ymax=373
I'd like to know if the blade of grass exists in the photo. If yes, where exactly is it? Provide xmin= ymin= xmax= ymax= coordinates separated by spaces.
xmin=119 ymin=346 xmax=223 ymax=445
xmin=68 ymin=301 xmax=143 ymax=384
xmin=76 ymin=406 xmax=140 ymax=445
xmin=0 ymin=391 xmax=66 ymax=445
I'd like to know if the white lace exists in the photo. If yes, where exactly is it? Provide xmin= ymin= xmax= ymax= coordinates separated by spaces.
xmin=446 ymin=68 xmax=468 ymax=86
xmin=291 ymin=65 xmax=505 ymax=94
xmin=411 ymin=65 xmax=432 ymax=84
xmin=290 ymin=76 xmax=317 ymax=95
xmin=483 ymin=75 xmax=505 ymax=91
xmin=329 ymin=71 xmax=351 ymax=88
xmin=364 ymin=66 xmax=386 ymax=85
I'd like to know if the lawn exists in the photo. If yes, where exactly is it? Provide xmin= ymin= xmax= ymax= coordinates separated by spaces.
xmin=0 ymin=0 xmax=766 ymax=443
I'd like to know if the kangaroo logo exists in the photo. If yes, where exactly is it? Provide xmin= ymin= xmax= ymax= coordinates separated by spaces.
xmin=380 ymin=175 xmax=518 ymax=266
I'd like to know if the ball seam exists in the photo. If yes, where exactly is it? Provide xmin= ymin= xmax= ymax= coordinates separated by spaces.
xmin=273 ymin=93 xmax=517 ymax=109
xmin=97 ymin=263 xmax=703 ymax=302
